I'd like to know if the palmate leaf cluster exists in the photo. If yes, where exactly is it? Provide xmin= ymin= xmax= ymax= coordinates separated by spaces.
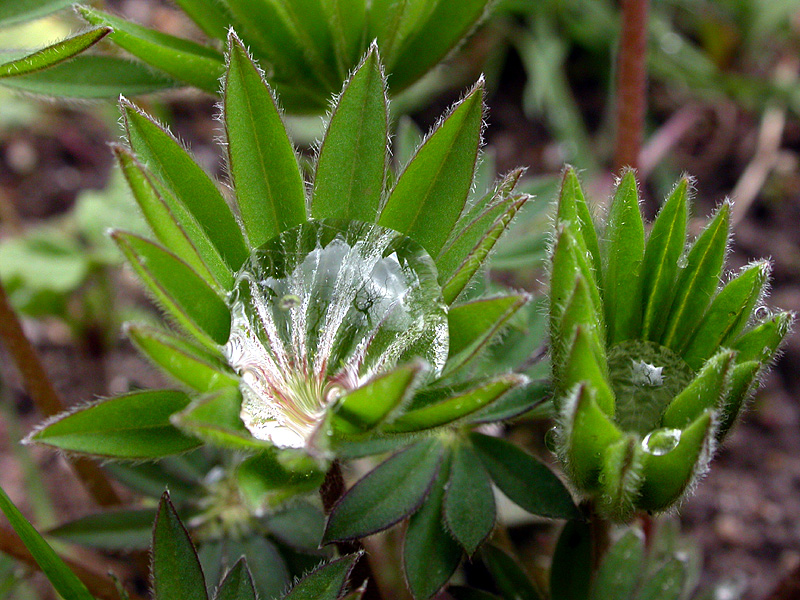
xmin=549 ymin=168 xmax=793 ymax=521
xmin=0 ymin=0 xmax=490 ymax=110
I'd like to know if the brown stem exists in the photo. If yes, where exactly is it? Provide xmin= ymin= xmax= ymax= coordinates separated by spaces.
xmin=584 ymin=502 xmax=611 ymax=571
xmin=321 ymin=463 xmax=384 ymax=600
xmin=0 ymin=523 xmax=145 ymax=600
xmin=614 ymin=0 xmax=650 ymax=174
xmin=0 ymin=281 xmax=121 ymax=507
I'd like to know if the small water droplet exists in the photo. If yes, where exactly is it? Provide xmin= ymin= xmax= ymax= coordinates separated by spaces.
xmin=754 ymin=305 xmax=771 ymax=320
xmin=544 ymin=427 xmax=558 ymax=453
xmin=677 ymin=253 xmax=688 ymax=268
xmin=642 ymin=427 xmax=682 ymax=455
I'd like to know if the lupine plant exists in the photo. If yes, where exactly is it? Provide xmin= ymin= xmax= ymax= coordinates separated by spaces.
xmin=549 ymin=167 xmax=792 ymax=521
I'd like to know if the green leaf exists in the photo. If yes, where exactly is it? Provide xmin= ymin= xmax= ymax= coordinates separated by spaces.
xmin=324 ymin=438 xmax=444 ymax=542
xmin=394 ymin=116 xmax=424 ymax=169
xmin=386 ymin=0 xmax=489 ymax=93
xmin=444 ymin=442 xmax=495 ymax=555
xmin=387 ymin=375 xmax=526 ymax=433
xmin=0 ymin=484 xmax=94 ymax=600
xmin=467 ymin=380 xmax=550 ymax=424
xmin=28 ymin=390 xmax=201 ymax=459
xmin=0 ymin=27 xmax=111 ymax=79
xmin=683 ymin=261 xmax=769 ymax=369
xmin=599 ymin=435 xmax=645 ymax=520
xmin=283 ymin=554 xmax=362 ymax=600
xmin=638 ymin=411 xmax=714 ymax=512
xmin=323 ymin=0 xmax=368 ymax=70
xmin=333 ymin=362 xmax=423 ymax=434
xmin=732 ymin=311 xmax=793 ymax=363
xmin=79 ymin=5 xmax=225 ymax=93
xmin=446 ymin=294 xmax=529 ymax=371
xmin=262 ymin=502 xmax=325 ymax=551
xmin=661 ymin=202 xmax=731 ymax=351
xmin=555 ymin=167 xmax=601 ymax=279
xmin=122 ymin=100 xmax=248 ymax=270
xmin=235 ymin=537 xmax=289 ymax=599
xmin=661 ymin=350 xmax=735 ymax=429
xmin=172 ymin=389 xmax=272 ymax=452
xmin=470 ymin=432 xmax=577 ymax=519
xmin=172 ymin=0 xmax=232 ymax=40
xmin=235 ymin=452 xmax=325 ymax=510
xmin=312 ymin=44 xmax=388 ymax=223
xmin=404 ymin=455 xmax=461 ymax=600
xmin=126 ymin=323 xmax=239 ymax=393
xmin=591 ymin=529 xmax=645 ymax=599
xmin=105 ymin=460 xmax=200 ymax=504
xmin=224 ymin=33 xmax=307 ymax=247
xmin=634 ymin=558 xmax=686 ymax=600
xmin=214 ymin=559 xmax=256 ymax=600
xmin=551 ymin=276 xmax=605 ymax=378
xmin=550 ymin=520 xmax=592 ymax=600
xmin=641 ymin=178 xmax=689 ymax=341
xmin=603 ymin=170 xmax=645 ymax=344
xmin=379 ymin=80 xmax=484 ymax=256
xmin=479 ymin=545 xmax=544 ymax=600
xmin=113 ymin=232 xmax=230 ymax=347
xmin=0 ymin=55 xmax=176 ymax=98
xmin=718 ymin=360 xmax=760 ymax=440
xmin=48 ymin=509 xmax=155 ymax=551
xmin=558 ymin=325 xmax=614 ymax=415
xmin=153 ymin=493 xmax=208 ymax=600
xmin=0 ymin=0 xmax=73 ymax=26
xmin=114 ymin=145 xmax=234 ymax=290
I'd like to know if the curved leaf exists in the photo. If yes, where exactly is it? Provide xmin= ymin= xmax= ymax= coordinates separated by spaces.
xmin=0 ymin=27 xmax=111 ymax=78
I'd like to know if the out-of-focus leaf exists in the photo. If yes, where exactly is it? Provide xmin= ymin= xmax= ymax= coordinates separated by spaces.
xmin=379 ymin=80 xmax=484 ymax=256
xmin=480 ymin=545 xmax=544 ymax=600
xmin=283 ymin=554 xmax=361 ymax=600
xmin=0 ymin=0 xmax=72 ymax=26
xmin=113 ymin=232 xmax=231 ymax=347
xmin=79 ymin=6 xmax=224 ymax=93
xmin=0 ymin=27 xmax=110 ymax=78
xmin=591 ymin=529 xmax=645 ymax=599
xmin=550 ymin=520 xmax=592 ymax=600
xmin=324 ymin=438 xmax=444 ymax=542
xmin=28 ymin=390 xmax=201 ymax=459
xmin=313 ymin=44 xmax=387 ymax=223
xmin=444 ymin=442 xmax=495 ymax=555
xmin=0 ymin=484 xmax=94 ymax=600
xmin=235 ymin=452 xmax=325 ymax=510
xmin=224 ymin=33 xmax=307 ymax=248
xmin=235 ymin=536 xmax=289 ymax=600
xmin=153 ymin=493 xmax=208 ymax=600
xmin=470 ymin=432 xmax=577 ymax=519
xmin=48 ymin=509 xmax=155 ymax=551
xmin=172 ymin=0 xmax=232 ymax=40
xmin=635 ymin=558 xmax=686 ymax=600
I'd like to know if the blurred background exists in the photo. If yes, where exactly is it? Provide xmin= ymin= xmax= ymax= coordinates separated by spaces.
xmin=1 ymin=0 xmax=800 ymax=597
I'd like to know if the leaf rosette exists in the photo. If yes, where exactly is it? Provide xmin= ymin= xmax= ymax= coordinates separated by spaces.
xmin=549 ymin=167 xmax=794 ymax=520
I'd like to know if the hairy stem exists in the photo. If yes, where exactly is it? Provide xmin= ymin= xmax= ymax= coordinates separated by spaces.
xmin=0 ymin=523 xmax=144 ymax=600
xmin=586 ymin=502 xmax=611 ymax=571
xmin=0 ymin=281 xmax=121 ymax=507
xmin=614 ymin=0 xmax=650 ymax=174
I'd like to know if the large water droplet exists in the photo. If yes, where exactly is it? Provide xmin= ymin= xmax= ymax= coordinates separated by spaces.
xmin=630 ymin=359 xmax=664 ymax=387
xmin=641 ymin=427 xmax=682 ymax=455
xmin=224 ymin=220 xmax=449 ymax=449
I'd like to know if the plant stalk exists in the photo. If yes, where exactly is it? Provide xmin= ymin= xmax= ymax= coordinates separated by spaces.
xmin=0 ymin=523 xmax=144 ymax=600
xmin=614 ymin=0 xmax=650 ymax=174
xmin=0 ymin=281 xmax=121 ymax=506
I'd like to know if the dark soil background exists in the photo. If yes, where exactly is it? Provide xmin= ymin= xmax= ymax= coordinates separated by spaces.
xmin=1 ymin=2 xmax=800 ymax=599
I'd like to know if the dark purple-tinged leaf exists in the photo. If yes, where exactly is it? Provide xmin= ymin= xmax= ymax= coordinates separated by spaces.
xmin=387 ymin=375 xmax=526 ymax=433
xmin=591 ymin=529 xmax=645 ymax=599
xmin=683 ymin=261 xmax=768 ymax=369
xmin=48 ymin=508 xmax=155 ymax=551
xmin=333 ymin=362 xmax=424 ymax=434
xmin=0 ymin=27 xmax=110 ymax=78
xmin=113 ymin=232 xmax=230 ymax=347
xmin=446 ymin=294 xmax=529 ymax=372
xmin=28 ymin=390 xmax=201 ymax=459
xmin=114 ymin=146 xmax=234 ymax=290
xmin=379 ymin=81 xmax=484 ymax=256
xmin=479 ymin=545 xmax=544 ymax=600
xmin=283 ymin=554 xmax=362 ymax=600
xmin=126 ymin=323 xmax=238 ymax=393
xmin=224 ymin=33 xmax=307 ymax=248
xmin=121 ymin=99 xmax=248 ymax=270
xmin=0 ymin=484 xmax=94 ymax=600
xmin=603 ymin=170 xmax=645 ymax=344
xmin=444 ymin=442 xmax=495 ymax=555
xmin=313 ymin=45 xmax=388 ymax=223
xmin=153 ymin=493 xmax=208 ymax=600
xmin=661 ymin=202 xmax=731 ymax=351
xmin=79 ymin=6 xmax=224 ymax=92
xmin=404 ymin=455 xmax=461 ymax=600
xmin=324 ymin=438 xmax=444 ymax=542
xmin=214 ymin=559 xmax=256 ymax=600
xmin=0 ymin=54 xmax=176 ymax=97
xmin=550 ymin=520 xmax=592 ymax=600
xmin=641 ymin=178 xmax=688 ymax=341
xmin=470 ymin=432 xmax=577 ymax=519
